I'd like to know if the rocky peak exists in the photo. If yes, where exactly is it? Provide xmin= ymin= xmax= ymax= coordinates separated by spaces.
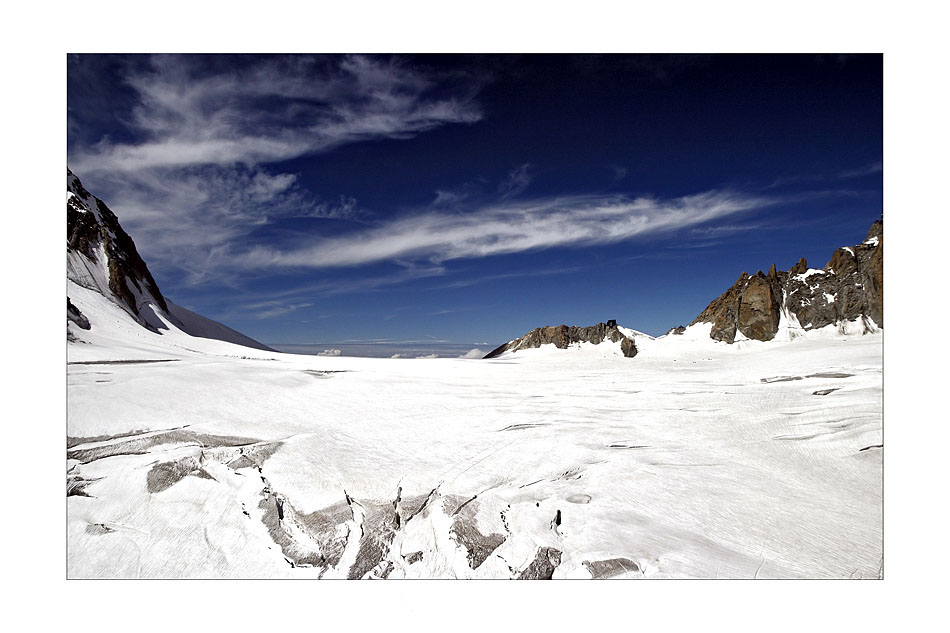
xmin=690 ymin=219 xmax=883 ymax=342
xmin=67 ymin=168 xmax=169 ymax=324
xmin=691 ymin=268 xmax=783 ymax=343
xmin=484 ymin=322 xmax=638 ymax=359
xmin=788 ymin=257 xmax=808 ymax=276
xmin=66 ymin=168 xmax=276 ymax=352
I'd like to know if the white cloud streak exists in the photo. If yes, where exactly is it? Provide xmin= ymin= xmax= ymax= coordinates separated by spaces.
xmin=241 ymin=299 xmax=314 ymax=320
xmin=239 ymin=190 xmax=776 ymax=270
xmin=68 ymin=54 xmax=484 ymax=284
xmin=838 ymin=161 xmax=883 ymax=179
xmin=434 ymin=265 xmax=587 ymax=290
xmin=688 ymin=223 xmax=764 ymax=237
xmin=72 ymin=55 xmax=482 ymax=174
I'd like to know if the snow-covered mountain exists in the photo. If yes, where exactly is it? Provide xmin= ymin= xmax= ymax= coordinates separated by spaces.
xmin=66 ymin=168 xmax=274 ymax=353
xmin=484 ymin=321 xmax=650 ymax=358
xmin=686 ymin=220 xmax=883 ymax=343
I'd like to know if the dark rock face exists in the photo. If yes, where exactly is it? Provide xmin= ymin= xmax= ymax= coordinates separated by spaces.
xmin=67 ymin=168 xmax=169 ymax=322
xmin=690 ymin=220 xmax=883 ymax=342
xmin=484 ymin=322 xmax=638 ymax=358
xmin=736 ymin=271 xmax=782 ymax=341
xmin=146 ymin=456 xmax=213 ymax=494
xmin=861 ymin=221 xmax=884 ymax=327
xmin=67 ymin=297 xmax=90 ymax=330
xmin=691 ymin=273 xmax=747 ymax=343
xmin=516 ymin=547 xmax=562 ymax=579
xmin=620 ymin=336 xmax=636 ymax=357
xmin=449 ymin=500 xmax=507 ymax=569
xmin=583 ymin=557 xmax=641 ymax=579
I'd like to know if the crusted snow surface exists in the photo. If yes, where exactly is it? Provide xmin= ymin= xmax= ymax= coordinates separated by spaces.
xmin=67 ymin=280 xmax=278 ymax=364
xmin=616 ymin=325 xmax=654 ymax=342
xmin=166 ymin=300 xmax=274 ymax=351
xmin=864 ymin=236 xmax=879 ymax=247
xmin=68 ymin=313 xmax=882 ymax=579
xmin=663 ymin=321 xmax=715 ymax=343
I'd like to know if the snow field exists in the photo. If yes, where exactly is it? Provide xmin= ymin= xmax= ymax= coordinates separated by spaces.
xmin=68 ymin=324 xmax=882 ymax=578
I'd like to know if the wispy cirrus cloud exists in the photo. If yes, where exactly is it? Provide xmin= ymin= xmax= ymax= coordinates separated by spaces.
xmin=688 ymin=223 xmax=765 ymax=238
xmin=766 ymin=161 xmax=883 ymax=189
xmin=239 ymin=189 xmax=777 ymax=270
xmin=498 ymin=164 xmax=533 ymax=198
xmin=431 ymin=165 xmax=531 ymax=209
xmin=68 ymin=54 xmax=486 ymax=284
xmin=209 ymin=263 xmax=450 ymax=320
xmin=72 ymin=54 xmax=483 ymax=174
xmin=837 ymin=161 xmax=883 ymax=179
xmin=241 ymin=300 xmax=314 ymax=320
xmin=82 ymin=164 xmax=333 ymax=285
xmin=433 ymin=265 xmax=588 ymax=290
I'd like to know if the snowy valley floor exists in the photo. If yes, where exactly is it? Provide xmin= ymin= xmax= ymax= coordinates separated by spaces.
xmin=67 ymin=331 xmax=883 ymax=579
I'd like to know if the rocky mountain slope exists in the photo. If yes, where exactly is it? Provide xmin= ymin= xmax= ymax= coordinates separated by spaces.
xmin=688 ymin=220 xmax=883 ymax=343
xmin=68 ymin=168 xmax=169 ymax=330
xmin=67 ymin=168 xmax=274 ymax=352
xmin=484 ymin=322 xmax=641 ymax=358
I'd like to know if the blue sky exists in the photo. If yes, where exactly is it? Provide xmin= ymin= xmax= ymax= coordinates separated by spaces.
xmin=67 ymin=54 xmax=882 ymax=347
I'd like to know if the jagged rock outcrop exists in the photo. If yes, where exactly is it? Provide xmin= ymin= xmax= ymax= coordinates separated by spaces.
xmin=68 ymin=168 xmax=169 ymax=327
xmin=67 ymin=298 xmax=90 ymax=331
xmin=690 ymin=220 xmax=883 ymax=342
xmin=484 ymin=322 xmax=638 ymax=359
